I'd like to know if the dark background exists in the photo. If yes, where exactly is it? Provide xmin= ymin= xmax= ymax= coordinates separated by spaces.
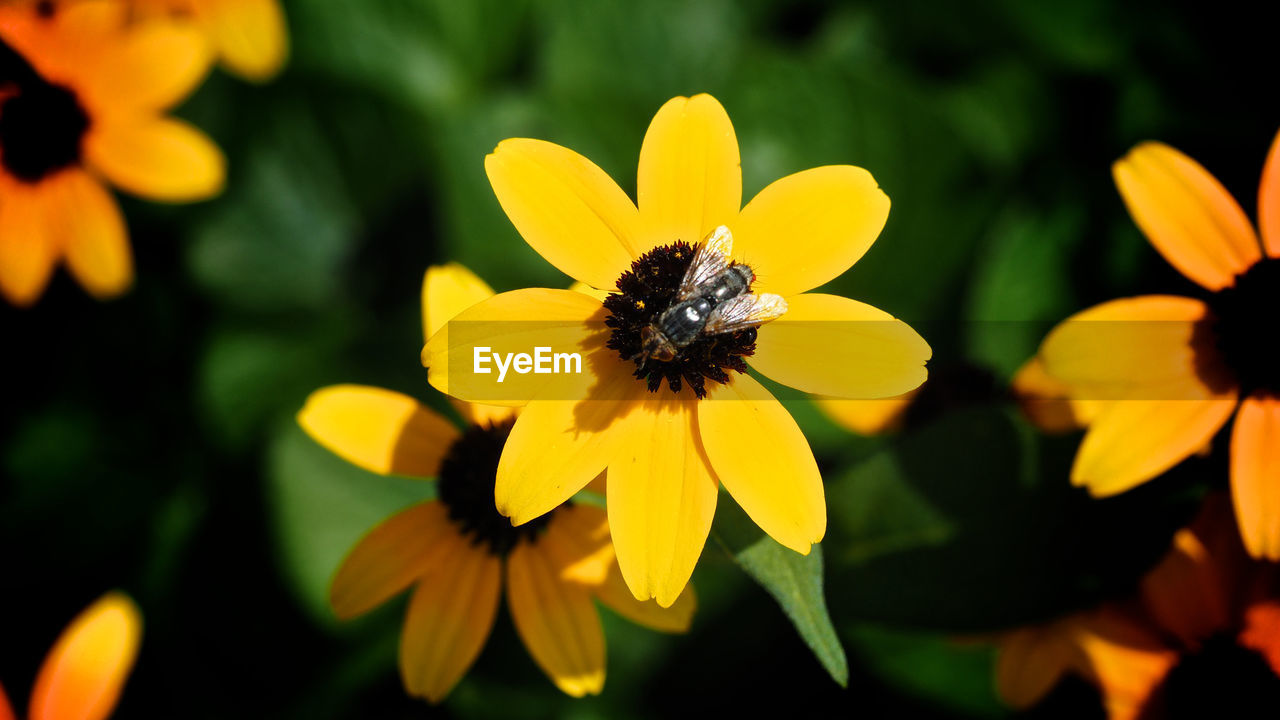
xmin=2 ymin=0 xmax=1276 ymax=716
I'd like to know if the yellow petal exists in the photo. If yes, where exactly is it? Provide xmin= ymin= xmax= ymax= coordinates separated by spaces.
xmin=422 ymin=262 xmax=496 ymax=342
xmin=994 ymin=626 xmax=1074 ymax=709
xmin=1073 ymin=394 xmax=1238 ymax=496
xmin=79 ymin=16 xmax=212 ymax=112
xmin=1262 ymin=128 xmax=1280 ymax=257
xmin=422 ymin=289 xmax=609 ymax=406
xmin=1113 ymin=142 xmax=1261 ymax=291
xmin=636 ymin=94 xmax=741 ymax=254
xmin=733 ymin=166 xmax=890 ymax=297
xmin=1040 ymin=296 xmax=1228 ymax=400
xmin=507 ymin=539 xmax=606 ymax=697
xmin=1011 ymin=355 xmax=1101 ymax=433
xmin=1232 ymin=393 xmax=1280 ymax=561
xmin=816 ymin=392 xmax=916 ymax=435
xmin=594 ymin=559 xmax=696 ymax=633
xmin=494 ymin=363 xmax=640 ymax=525
xmin=194 ymin=0 xmax=289 ymax=81
xmin=399 ymin=535 xmax=500 ymax=704
xmin=55 ymin=170 xmax=132 ymax=299
xmin=29 ymin=592 xmax=142 ymax=720
xmin=0 ymin=175 xmax=58 ymax=306
xmin=1074 ymin=610 xmax=1177 ymax=720
xmin=606 ymin=398 xmax=718 ymax=606
xmin=1140 ymin=526 xmax=1232 ymax=646
xmin=85 ymin=117 xmax=225 ymax=202
xmin=568 ymin=281 xmax=611 ymax=303
xmin=329 ymin=501 xmax=455 ymax=620
xmin=485 ymin=138 xmax=642 ymax=288
xmin=539 ymin=504 xmax=614 ymax=586
xmin=751 ymin=293 xmax=931 ymax=399
xmin=697 ymin=374 xmax=825 ymax=553
xmin=297 ymin=385 xmax=459 ymax=478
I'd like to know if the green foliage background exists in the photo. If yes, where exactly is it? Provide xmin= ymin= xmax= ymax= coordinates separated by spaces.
xmin=2 ymin=0 xmax=1275 ymax=717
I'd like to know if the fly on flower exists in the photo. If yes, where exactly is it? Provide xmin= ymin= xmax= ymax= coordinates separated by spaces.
xmin=422 ymin=93 xmax=932 ymax=607
xmin=297 ymin=263 xmax=695 ymax=703
xmin=632 ymin=225 xmax=787 ymax=367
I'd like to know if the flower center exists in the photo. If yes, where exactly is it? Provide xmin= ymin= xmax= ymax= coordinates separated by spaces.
xmin=1157 ymin=634 xmax=1280 ymax=719
xmin=603 ymin=241 xmax=759 ymax=398
xmin=0 ymin=80 xmax=89 ymax=183
xmin=1207 ymin=258 xmax=1280 ymax=396
xmin=435 ymin=419 xmax=553 ymax=556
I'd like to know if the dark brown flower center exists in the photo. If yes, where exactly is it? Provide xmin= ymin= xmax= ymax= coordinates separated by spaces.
xmin=603 ymin=241 xmax=758 ymax=398
xmin=1 ymin=38 xmax=89 ymax=183
xmin=1207 ymin=258 xmax=1280 ymax=396
xmin=435 ymin=419 xmax=553 ymax=556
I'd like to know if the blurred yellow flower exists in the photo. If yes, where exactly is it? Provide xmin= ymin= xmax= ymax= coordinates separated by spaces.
xmin=0 ymin=592 xmax=142 ymax=720
xmin=422 ymin=93 xmax=931 ymax=607
xmin=297 ymin=264 xmax=694 ymax=703
xmin=130 ymin=0 xmax=287 ymax=81
xmin=995 ymin=496 xmax=1280 ymax=719
xmin=1030 ymin=130 xmax=1280 ymax=559
xmin=0 ymin=0 xmax=224 ymax=305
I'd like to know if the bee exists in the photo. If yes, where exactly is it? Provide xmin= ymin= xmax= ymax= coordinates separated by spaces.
xmin=635 ymin=225 xmax=788 ymax=365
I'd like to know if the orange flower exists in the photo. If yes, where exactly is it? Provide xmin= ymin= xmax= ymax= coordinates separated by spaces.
xmin=1028 ymin=130 xmax=1280 ymax=559
xmin=128 ymin=0 xmax=287 ymax=81
xmin=0 ymin=592 xmax=142 ymax=720
xmin=995 ymin=496 xmax=1280 ymax=719
xmin=0 ymin=0 xmax=224 ymax=305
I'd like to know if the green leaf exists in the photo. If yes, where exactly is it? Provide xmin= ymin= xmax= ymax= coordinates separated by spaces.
xmin=846 ymin=623 xmax=1004 ymax=719
xmin=712 ymin=499 xmax=849 ymax=686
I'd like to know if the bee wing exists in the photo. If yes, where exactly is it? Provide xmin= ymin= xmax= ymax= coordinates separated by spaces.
xmin=675 ymin=225 xmax=734 ymax=302
xmin=703 ymin=292 xmax=788 ymax=334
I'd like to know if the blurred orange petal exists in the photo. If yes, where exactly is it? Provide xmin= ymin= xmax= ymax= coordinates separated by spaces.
xmin=194 ymin=0 xmax=288 ymax=81
xmin=329 ymin=501 xmax=456 ymax=620
xmin=1113 ymin=142 xmax=1261 ymax=291
xmin=507 ymin=539 xmax=606 ymax=697
xmin=399 ymin=535 xmax=500 ymax=703
xmin=55 ymin=170 xmax=132 ymax=300
xmin=85 ymin=117 xmax=225 ymax=202
xmin=1231 ymin=393 xmax=1280 ymax=561
xmin=29 ymin=592 xmax=142 ymax=720
xmin=1259 ymin=128 xmax=1280 ymax=257
xmin=0 ymin=175 xmax=59 ymax=306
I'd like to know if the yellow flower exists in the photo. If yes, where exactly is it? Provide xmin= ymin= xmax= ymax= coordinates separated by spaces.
xmin=0 ymin=0 xmax=224 ymax=306
xmin=1031 ymin=130 xmax=1280 ymax=559
xmin=128 ymin=0 xmax=288 ymax=81
xmin=995 ymin=496 xmax=1280 ymax=719
xmin=0 ymin=592 xmax=142 ymax=720
xmin=422 ymin=93 xmax=931 ymax=606
xmin=297 ymin=264 xmax=695 ymax=703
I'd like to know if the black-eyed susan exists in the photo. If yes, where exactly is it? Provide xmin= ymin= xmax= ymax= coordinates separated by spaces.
xmin=129 ymin=0 xmax=287 ymax=81
xmin=421 ymin=93 xmax=931 ymax=607
xmin=297 ymin=263 xmax=695 ymax=703
xmin=1031 ymin=130 xmax=1280 ymax=560
xmin=0 ymin=592 xmax=142 ymax=720
xmin=995 ymin=496 xmax=1280 ymax=719
xmin=0 ymin=0 xmax=223 ymax=306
